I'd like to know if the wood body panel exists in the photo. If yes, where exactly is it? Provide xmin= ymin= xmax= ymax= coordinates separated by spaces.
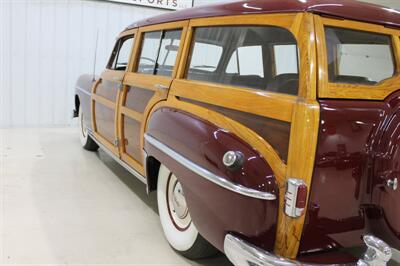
xmin=117 ymin=21 xmax=189 ymax=175
xmin=123 ymin=115 xmax=142 ymax=162
xmin=124 ymin=87 xmax=154 ymax=113
xmin=91 ymin=70 xmax=125 ymax=155
xmin=94 ymin=102 xmax=115 ymax=143
xmin=180 ymin=98 xmax=291 ymax=162
xmin=88 ymin=11 xmax=322 ymax=261
xmin=95 ymin=79 xmax=119 ymax=102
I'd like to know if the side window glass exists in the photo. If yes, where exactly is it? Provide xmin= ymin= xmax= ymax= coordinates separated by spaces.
xmin=115 ymin=37 xmax=134 ymax=71
xmin=189 ymin=43 xmax=223 ymax=73
xmin=137 ymin=31 xmax=162 ymax=75
xmin=325 ymin=27 xmax=395 ymax=85
xmin=137 ymin=29 xmax=182 ymax=77
xmin=226 ymin=46 xmax=264 ymax=77
xmin=107 ymin=35 xmax=134 ymax=71
xmin=187 ymin=26 xmax=299 ymax=95
xmin=156 ymin=30 xmax=182 ymax=76
xmin=273 ymin=44 xmax=298 ymax=76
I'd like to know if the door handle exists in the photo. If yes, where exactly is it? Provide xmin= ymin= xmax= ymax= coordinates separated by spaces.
xmin=155 ymin=84 xmax=169 ymax=91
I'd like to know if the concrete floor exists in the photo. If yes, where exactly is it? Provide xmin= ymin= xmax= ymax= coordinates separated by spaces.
xmin=0 ymin=127 xmax=232 ymax=266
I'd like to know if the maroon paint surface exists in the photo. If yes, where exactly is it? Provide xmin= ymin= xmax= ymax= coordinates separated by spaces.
xmin=145 ymin=107 xmax=279 ymax=252
xmin=300 ymin=91 xmax=400 ymax=257
xmin=126 ymin=0 xmax=400 ymax=30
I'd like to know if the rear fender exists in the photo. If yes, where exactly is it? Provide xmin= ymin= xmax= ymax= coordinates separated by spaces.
xmin=144 ymin=107 xmax=279 ymax=252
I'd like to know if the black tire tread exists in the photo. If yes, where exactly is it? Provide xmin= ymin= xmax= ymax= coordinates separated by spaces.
xmin=177 ymin=233 xmax=220 ymax=260
xmin=83 ymin=134 xmax=99 ymax=151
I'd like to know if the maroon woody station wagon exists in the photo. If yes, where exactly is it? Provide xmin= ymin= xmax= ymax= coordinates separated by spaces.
xmin=73 ymin=0 xmax=400 ymax=265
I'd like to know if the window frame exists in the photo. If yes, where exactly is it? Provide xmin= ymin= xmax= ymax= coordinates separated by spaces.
xmin=107 ymin=34 xmax=135 ymax=71
xmin=316 ymin=16 xmax=400 ymax=100
xmin=131 ymin=22 xmax=187 ymax=78
xmin=183 ymin=25 xmax=300 ymax=96
xmin=170 ymin=14 xmax=312 ymax=122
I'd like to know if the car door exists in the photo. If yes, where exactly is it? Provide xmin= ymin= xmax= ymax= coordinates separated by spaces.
xmin=163 ymin=14 xmax=320 ymax=258
xmin=91 ymin=30 xmax=136 ymax=155
xmin=117 ymin=21 xmax=188 ymax=175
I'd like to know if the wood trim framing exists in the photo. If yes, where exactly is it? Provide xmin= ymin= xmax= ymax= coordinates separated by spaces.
xmin=121 ymin=106 xmax=143 ymax=122
xmin=124 ymin=73 xmax=172 ymax=91
xmin=148 ymin=96 xmax=287 ymax=183
xmin=130 ymin=20 xmax=189 ymax=76
xmin=172 ymin=13 xmax=320 ymax=259
xmin=93 ymin=131 xmax=119 ymax=155
xmin=121 ymin=153 xmax=144 ymax=175
xmin=315 ymin=16 xmax=400 ymax=100
xmin=274 ymin=13 xmax=319 ymax=259
xmin=92 ymin=13 xmax=321 ymax=260
xmin=117 ymin=20 xmax=190 ymax=171
xmin=92 ymin=94 xmax=115 ymax=110
xmin=171 ymin=79 xmax=296 ymax=122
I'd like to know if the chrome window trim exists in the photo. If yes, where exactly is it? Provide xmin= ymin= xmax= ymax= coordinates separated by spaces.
xmin=144 ymin=133 xmax=277 ymax=201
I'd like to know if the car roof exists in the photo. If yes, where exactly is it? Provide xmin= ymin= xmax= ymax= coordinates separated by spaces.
xmin=126 ymin=0 xmax=400 ymax=30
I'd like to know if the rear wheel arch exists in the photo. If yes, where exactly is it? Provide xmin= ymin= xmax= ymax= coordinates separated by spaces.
xmin=146 ymin=155 xmax=161 ymax=193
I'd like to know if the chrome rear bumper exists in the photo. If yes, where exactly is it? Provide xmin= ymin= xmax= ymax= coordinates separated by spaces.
xmin=224 ymin=234 xmax=393 ymax=266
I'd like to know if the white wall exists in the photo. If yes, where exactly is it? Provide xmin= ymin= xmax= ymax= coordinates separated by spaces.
xmin=0 ymin=0 xmax=167 ymax=127
xmin=0 ymin=0 xmax=399 ymax=127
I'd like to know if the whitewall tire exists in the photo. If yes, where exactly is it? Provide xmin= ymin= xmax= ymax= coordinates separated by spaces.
xmin=157 ymin=164 xmax=217 ymax=259
xmin=78 ymin=107 xmax=98 ymax=151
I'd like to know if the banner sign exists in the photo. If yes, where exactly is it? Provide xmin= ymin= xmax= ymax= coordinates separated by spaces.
xmin=106 ymin=0 xmax=193 ymax=10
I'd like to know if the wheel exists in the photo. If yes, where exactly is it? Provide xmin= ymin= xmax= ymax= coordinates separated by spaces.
xmin=78 ymin=107 xmax=99 ymax=151
xmin=157 ymin=164 xmax=218 ymax=259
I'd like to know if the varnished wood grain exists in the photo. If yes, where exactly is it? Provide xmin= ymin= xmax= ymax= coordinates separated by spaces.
xmin=148 ymin=96 xmax=288 ymax=184
xmin=92 ymin=94 xmax=116 ymax=110
xmin=171 ymin=79 xmax=296 ymax=123
xmin=92 ymin=12 xmax=322 ymax=260
xmin=117 ymin=21 xmax=189 ymax=170
xmin=273 ymin=13 xmax=320 ymax=259
xmin=121 ymin=106 xmax=143 ymax=122
xmin=124 ymin=73 xmax=172 ymax=91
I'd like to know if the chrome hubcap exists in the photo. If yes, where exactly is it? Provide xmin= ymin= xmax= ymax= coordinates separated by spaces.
xmin=172 ymin=182 xmax=188 ymax=219
xmin=167 ymin=174 xmax=191 ymax=229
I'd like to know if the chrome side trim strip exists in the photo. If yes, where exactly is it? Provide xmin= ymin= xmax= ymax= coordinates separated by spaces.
xmin=144 ymin=133 xmax=276 ymax=201
xmin=88 ymin=132 xmax=147 ymax=184
xmin=76 ymin=86 xmax=92 ymax=97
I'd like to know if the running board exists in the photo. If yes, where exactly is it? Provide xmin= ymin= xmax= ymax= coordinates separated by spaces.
xmin=88 ymin=132 xmax=147 ymax=184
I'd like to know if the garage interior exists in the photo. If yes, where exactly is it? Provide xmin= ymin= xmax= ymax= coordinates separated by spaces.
xmin=1 ymin=0 xmax=400 ymax=265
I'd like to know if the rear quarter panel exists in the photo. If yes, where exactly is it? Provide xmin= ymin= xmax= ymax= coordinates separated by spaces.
xmin=144 ymin=107 xmax=279 ymax=252
xmin=300 ymin=92 xmax=400 ymax=255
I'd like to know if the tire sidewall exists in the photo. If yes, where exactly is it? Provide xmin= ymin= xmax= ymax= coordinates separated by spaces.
xmin=78 ymin=107 xmax=89 ymax=147
xmin=157 ymin=165 xmax=198 ymax=252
